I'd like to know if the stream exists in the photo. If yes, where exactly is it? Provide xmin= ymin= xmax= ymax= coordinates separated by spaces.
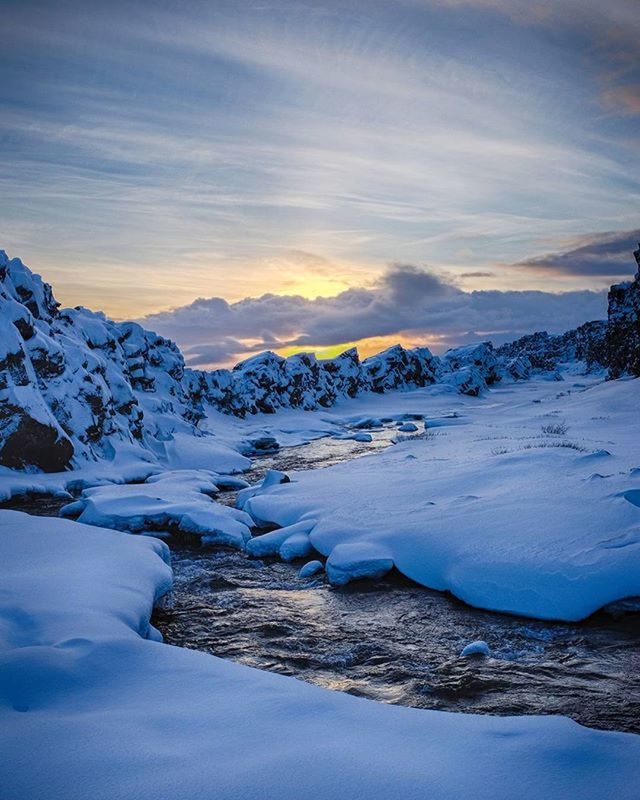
xmin=6 ymin=426 xmax=640 ymax=733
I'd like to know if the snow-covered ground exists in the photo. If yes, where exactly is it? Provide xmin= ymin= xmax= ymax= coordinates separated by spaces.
xmin=2 ymin=372 xmax=639 ymax=621
xmin=239 ymin=374 xmax=640 ymax=620
xmin=1 ymin=509 xmax=638 ymax=800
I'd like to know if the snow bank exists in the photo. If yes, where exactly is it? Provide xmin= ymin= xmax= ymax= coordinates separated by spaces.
xmin=1 ymin=509 xmax=638 ymax=799
xmin=60 ymin=470 xmax=253 ymax=548
xmin=242 ymin=378 xmax=640 ymax=621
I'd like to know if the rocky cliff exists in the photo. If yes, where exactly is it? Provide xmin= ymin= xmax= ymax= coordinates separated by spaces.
xmin=0 ymin=251 xmax=449 ymax=470
xmin=497 ymin=244 xmax=640 ymax=380
xmin=607 ymin=244 xmax=640 ymax=378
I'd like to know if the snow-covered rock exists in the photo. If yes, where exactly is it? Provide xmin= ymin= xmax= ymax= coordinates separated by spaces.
xmin=326 ymin=541 xmax=395 ymax=586
xmin=59 ymin=470 xmax=253 ymax=548
xmin=397 ymin=421 xmax=418 ymax=432
xmin=607 ymin=242 xmax=640 ymax=378
xmin=0 ymin=250 xmax=202 ymax=470
xmin=193 ymin=344 xmax=440 ymax=417
xmin=440 ymin=342 xmax=501 ymax=395
xmin=245 ymin=519 xmax=316 ymax=560
xmin=361 ymin=345 xmax=439 ymax=393
xmin=2 ymin=246 xmax=639 ymax=473
xmin=460 ymin=640 xmax=491 ymax=657
xmin=321 ymin=346 xmax=362 ymax=397
xmin=299 ymin=559 xmax=324 ymax=578
xmin=497 ymin=320 xmax=608 ymax=375
xmin=502 ymin=354 xmax=532 ymax=381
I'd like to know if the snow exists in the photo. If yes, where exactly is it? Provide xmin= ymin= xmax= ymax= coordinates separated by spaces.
xmin=59 ymin=470 xmax=253 ymax=548
xmin=0 ymin=248 xmax=628 ymax=483
xmin=326 ymin=542 xmax=395 ymax=586
xmin=241 ymin=377 xmax=640 ymax=621
xmin=299 ymin=559 xmax=324 ymax=578
xmin=461 ymin=640 xmax=491 ymax=657
xmin=245 ymin=519 xmax=316 ymax=559
xmin=1 ymin=509 xmax=639 ymax=800
xmin=162 ymin=431 xmax=251 ymax=473
xmin=1 ymin=353 xmax=638 ymax=623
xmin=0 ymin=452 xmax=162 ymax=502
xmin=397 ymin=421 xmax=418 ymax=432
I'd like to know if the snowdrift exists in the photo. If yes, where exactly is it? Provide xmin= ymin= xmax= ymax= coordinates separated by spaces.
xmin=243 ymin=378 xmax=640 ymax=620
xmin=1 ymin=509 xmax=638 ymax=800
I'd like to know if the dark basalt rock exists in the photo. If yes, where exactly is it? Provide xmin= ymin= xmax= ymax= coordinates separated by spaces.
xmin=361 ymin=345 xmax=439 ymax=393
xmin=497 ymin=320 xmax=608 ymax=373
xmin=322 ymin=347 xmax=361 ymax=398
xmin=0 ymin=411 xmax=73 ymax=471
xmin=248 ymin=436 xmax=280 ymax=455
xmin=607 ymin=244 xmax=640 ymax=379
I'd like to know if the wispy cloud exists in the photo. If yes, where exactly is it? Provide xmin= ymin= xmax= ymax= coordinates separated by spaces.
xmin=1 ymin=0 xmax=638 ymax=315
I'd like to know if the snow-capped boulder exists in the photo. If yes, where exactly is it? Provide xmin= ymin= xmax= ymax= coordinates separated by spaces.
xmin=361 ymin=345 xmax=439 ymax=393
xmin=460 ymin=640 xmax=490 ymax=658
xmin=284 ymin=351 xmax=336 ymax=409
xmin=440 ymin=342 xmax=501 ymax=392
xmin=299 ymin=559 xmax=324 ymax=578
xmin=229 ymin=351 xmax=291 ymax=414
xmin=440 ymin=365 xmax=486 ymax=396
xmin=502 ymin=354 xmax=531 ymax=381
xmin=0 ymin=286 xmax=74 ymax=470
xmin=607 ymin=243 xmax=640 ymax=378
xmin=397 ymin=421 xmax=419 ymax=432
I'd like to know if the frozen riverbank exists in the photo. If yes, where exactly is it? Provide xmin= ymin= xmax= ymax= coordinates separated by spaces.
xmin=3 ymin=374 xmax=639 ymax=623
xmin=241 ymin=377 xmax=640 ymax=620
xmin=1 ymin=509 xmax=639 ymax=800
xmin=9 ymin=419 xmax=639 ymax=735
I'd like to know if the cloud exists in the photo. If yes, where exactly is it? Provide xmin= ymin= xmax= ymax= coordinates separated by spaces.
xmin=380 ymin=264 xmax=460 ymax=306
xmin=183 ymin=338 xmax=249 ymax=368
xmin=516 ymin=228 xmax=640 ymax=277
xmin=2 ymin=0 xmax=640 ymax=316
xmin=140 ymin=263 xmax=608 ymax=367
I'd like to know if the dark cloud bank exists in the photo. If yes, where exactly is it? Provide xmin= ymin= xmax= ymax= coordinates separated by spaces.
xmin=517 ymin=228 xmax=640 ymax=277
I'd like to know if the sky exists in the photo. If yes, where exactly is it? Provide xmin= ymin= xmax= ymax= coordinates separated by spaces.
xmin=1 ymin=0 xmax=639 ymax=366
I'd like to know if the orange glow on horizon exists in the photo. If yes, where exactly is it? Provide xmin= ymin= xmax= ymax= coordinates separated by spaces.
xmin=276 ymin=333 xmax=449 ymax=362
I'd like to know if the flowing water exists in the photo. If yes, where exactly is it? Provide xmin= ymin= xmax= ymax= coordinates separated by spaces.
xmin=6 ymin=427 xmax=640 ymax=733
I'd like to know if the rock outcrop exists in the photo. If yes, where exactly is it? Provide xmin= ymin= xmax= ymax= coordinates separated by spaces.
xmin=497 ymin=244 xmax=640 ymax=380
xmin=3 ymin=244 xmax=639 ymax=472
xmin=439 ymin=343 xmax=501 ymax=396
xmin=188 ymin=344 xmax=441 ymax=417
xmin=0 ymin=251 xmax=201 ymax=470
xmin=496 ymin=320 xmax=608 ymax=374
xmin=607 ymin=244 xmax=640 ymax=378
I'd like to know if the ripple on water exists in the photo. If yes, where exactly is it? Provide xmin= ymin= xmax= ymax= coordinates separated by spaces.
xmin=154 ymin=544 xmax=640 ymax=734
